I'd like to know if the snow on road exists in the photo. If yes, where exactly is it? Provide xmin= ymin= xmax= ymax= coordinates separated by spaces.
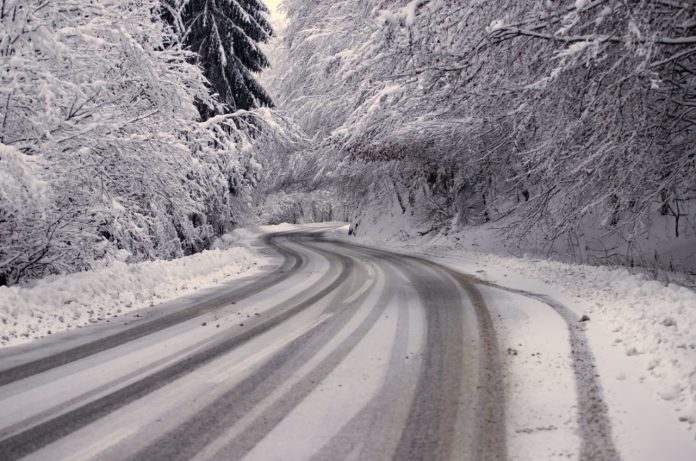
xmin=481 ymin=286 xmax=581 ymax=460
xmin=2 ymin=221 xmax=695 ymax=459
xmin=438 ymin=246 xmax=696 ymax=457
xmin=0 ymin=230 xmax=269 ymax=347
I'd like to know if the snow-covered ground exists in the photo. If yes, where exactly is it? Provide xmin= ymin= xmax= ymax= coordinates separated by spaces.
xmin=0 ymin=229 xmax=270 ymax=347
xmin=335 ymin=215 xmax=696 ymax=458
xmin=2 ymin=219 xmax=695 ymax=458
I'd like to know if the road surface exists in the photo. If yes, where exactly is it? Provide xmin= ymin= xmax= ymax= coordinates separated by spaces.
xmin=0 ymin=227 xmax=612 ymax=460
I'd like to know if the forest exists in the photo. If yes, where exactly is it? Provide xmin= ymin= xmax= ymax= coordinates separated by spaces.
xmin=0 ymin=0 xmax=300 ymax=285
xmin=1 ymin=0 xmax=695 ymax=285
xmin=263 ymin=0 xmax=696 ymax=273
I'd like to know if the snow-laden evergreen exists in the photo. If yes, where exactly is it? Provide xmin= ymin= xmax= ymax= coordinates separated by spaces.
xmin=163 ymin=0 xmax=275 ymax=115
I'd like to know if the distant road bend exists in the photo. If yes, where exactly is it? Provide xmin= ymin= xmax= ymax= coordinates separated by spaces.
xmin=0 ymin=226 xmax=508 ymax=461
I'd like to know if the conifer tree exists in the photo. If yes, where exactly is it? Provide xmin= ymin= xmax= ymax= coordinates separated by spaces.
xmin=163 ymin=0 xmax=275 ymax=116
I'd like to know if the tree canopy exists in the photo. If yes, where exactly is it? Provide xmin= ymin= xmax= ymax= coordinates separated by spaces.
xmin=265 ymin=0 xmax=696 ymax=271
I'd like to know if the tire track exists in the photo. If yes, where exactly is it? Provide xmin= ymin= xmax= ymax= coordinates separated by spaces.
xmin=493 ymin=289 xmax=621 ymax=461
xmin=352 ymin=234 xmax=617 ymax=461
xmin=391 ymin=260 xmax=467 ymax=461
xmin=129 ymin=242 xmax=384 ymax=461
xmin=0 ymin=234 xmax=353 ymax=461
xmin=308 ymin=271 xmax=417 ymax=461
xmin=327 ymin=238 xmax=507 ymax=461
xmin=0 ymin=233 xmax=304 ymax=386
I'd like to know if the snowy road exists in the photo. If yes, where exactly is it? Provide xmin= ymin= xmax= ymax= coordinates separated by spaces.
xmin=0 ymin=226 xmax=617 ymax=460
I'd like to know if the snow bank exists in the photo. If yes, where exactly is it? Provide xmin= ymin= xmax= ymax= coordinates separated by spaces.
xmin=470 ymin=251 xmax=696 ymax=425
xmin=0 ymin=242 xmax=262 ymax=347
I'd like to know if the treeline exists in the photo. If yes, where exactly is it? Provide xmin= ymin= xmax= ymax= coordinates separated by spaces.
xmin=0 ymin=0 xmax=279 ymax=285
xmin=267 ymin=0 xmax=696 ymax=271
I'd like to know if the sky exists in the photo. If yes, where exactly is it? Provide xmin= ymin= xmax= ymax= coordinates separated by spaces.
xmin=264 ymin=0 xmax=282 ymax=11
xmin=263 ymin=0 xmax=287 ymax=29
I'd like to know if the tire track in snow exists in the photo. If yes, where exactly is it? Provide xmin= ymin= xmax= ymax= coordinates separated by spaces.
xmin=326 ymin=238 xmax=508 ymax=461
xmin=510 ymin=291 xmax=621 ymax=461
xmin=128 ymin=243 xmax=381 ymax=461
xmin=335 ymin=233 xmax=620 ymax=460
xmin=0 ymin=234 xmax=354 ymax=461
xmin=0 ymin=233 xmax=305 ymax=386
xmin=308 ymin=274 xmax=416 ymax=461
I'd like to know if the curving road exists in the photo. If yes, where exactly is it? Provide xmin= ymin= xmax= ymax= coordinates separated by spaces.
xmin=0 ymin=227 xmax=512 ymax=460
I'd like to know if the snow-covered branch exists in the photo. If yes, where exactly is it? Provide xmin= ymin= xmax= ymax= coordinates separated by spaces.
xmin=0 ymin=0 xmax=273 ymax=284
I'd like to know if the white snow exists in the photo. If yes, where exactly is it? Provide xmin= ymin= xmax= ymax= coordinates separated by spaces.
xmin=557 ymin=40 xmax=590 ymax=58
xmin=0 ymin=143 xmax=51 ymax=212
xmin=377 ymin=9 xmax=399 ymax=26
xmin=366 ymin=84 xmax=403 ymax=115
xmin=595 ymin=6 xmax=612 ymax=25
xmin=628 ymin=20 xmax=643 ymax=40
xmin=377 ymin=0 xmax=426 ymax=28
xmin=481 ymin=286 xmax=580 ymax=460
xmin=218 ymin=43 xmax=228 ymax=67
xmin=402 ymin=0 xmax=422 ymax=27
xmin=486 ymin=19 xmax=506 ymax=33
xmin=0 ymin=230 xmax=268 ymax=347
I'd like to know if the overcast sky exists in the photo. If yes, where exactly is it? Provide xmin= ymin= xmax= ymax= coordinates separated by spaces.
xmin=263 ymin=0 xmax=287 ymax=28
xmin=264 ymin=0 xmax=282 ymax=16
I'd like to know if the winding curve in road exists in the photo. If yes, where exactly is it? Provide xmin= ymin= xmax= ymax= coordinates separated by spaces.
xmin=0 ymin=227 xmax=616 ymax=461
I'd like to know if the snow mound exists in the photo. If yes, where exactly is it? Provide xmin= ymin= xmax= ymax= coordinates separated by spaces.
xmin=0 ymin=245 xmax=261 ymax=347
xmin=377 ymin=0 xmax=427 ymax=28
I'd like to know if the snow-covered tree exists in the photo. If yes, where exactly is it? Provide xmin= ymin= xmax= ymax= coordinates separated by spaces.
xmin=266 ymin=0 xmax=696 ymax=270
xmin=0 ymin=0 xmax=268 ymax=284
xmin=163 ymin=0 xmax=275 ymax=115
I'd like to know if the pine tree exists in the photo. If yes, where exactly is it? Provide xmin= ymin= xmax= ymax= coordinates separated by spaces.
xmin=163 ymin=0 xmax=275 ymax=116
